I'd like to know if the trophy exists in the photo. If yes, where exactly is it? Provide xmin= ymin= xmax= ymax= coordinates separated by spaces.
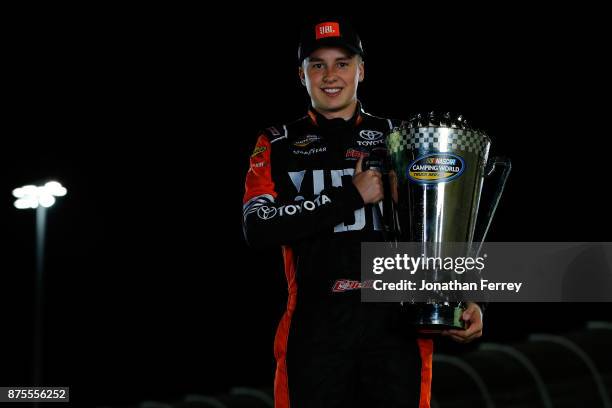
xmin=383 ymin=112 xmax=511 ymax=332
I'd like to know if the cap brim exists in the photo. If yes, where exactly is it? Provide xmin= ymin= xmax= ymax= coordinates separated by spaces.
xmin=300 ymin=37 xmax=363 ymax=62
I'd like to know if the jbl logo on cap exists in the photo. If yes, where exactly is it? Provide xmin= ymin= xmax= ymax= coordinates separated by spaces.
xmin=315 ymin=22 xmax=340 ymax=40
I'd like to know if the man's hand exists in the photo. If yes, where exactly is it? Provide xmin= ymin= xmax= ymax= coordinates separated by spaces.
xmin=441 ymin=302 xmax=483 ymax=343
xmin=353 ymin=156 xmax=384 ymax=204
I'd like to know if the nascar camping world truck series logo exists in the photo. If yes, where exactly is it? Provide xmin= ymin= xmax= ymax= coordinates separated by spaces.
xmin=407 ymin=153 xmax=465 ymax=184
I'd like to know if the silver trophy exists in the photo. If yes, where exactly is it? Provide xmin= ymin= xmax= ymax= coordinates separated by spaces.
xmin=383 ymin=112 xmax=511 ymax=332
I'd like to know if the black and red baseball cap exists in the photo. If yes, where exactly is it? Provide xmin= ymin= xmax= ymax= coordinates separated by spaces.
xmin=298 ymin=17 xmax=364 ymax=64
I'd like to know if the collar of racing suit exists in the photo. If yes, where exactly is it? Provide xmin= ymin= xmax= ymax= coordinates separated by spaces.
xmin=305 ymin=102 xmax=365 ymax=161
xmin=307 ymin=101 xmax=364 ymax=129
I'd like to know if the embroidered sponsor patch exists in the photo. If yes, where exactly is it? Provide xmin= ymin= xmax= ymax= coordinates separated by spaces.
xmin=251 ymin=145 xmax=267 ymax=158
xmin=293 ymin=134 xmax=321 ymax=148
xmin=332 ymin=279 xmax=374 ymax=293
xmin=315 ymin=22 xmax=340 ymax=39
xmin=292 ymin=146 xmax=327 ymax=156
xmin=345 ymin=148 xmax=368 ymax=160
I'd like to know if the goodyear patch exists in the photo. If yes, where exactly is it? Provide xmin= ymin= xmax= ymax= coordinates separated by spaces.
xmin=251 ymin=145 xmax=267 ymax=158
xmin=407 ymin=153 xmax=465 ymax=184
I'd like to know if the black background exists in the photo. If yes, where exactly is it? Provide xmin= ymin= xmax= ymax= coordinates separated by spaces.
xmin=1 ymin=10 xmax=610 ymax=407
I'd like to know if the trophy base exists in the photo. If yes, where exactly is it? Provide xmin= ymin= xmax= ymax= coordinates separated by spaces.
xmin=411 ymin=303 xmax=466 ymax=334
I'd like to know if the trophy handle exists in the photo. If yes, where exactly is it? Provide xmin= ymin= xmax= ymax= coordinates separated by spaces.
xmin=473 ymin=156 xmax=512 ymax=253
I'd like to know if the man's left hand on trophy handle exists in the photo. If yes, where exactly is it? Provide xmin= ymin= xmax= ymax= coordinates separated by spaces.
xmin=441 ymin=302 xmax=483 ymax=343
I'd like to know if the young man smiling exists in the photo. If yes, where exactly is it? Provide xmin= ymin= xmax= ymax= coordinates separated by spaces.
xmin=298 ymin=45 xmax=363 ymax=120
xmin=242 ymin=17 xmax=483 ymax=408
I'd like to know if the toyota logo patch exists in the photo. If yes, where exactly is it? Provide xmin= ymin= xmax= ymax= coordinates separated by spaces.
xmin=359 ymin=130 xmax=383 ymax=141
xmin=257 ymin=206 xmax=277 ymax=220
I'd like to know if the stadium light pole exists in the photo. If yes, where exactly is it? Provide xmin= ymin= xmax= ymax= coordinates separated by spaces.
xmin=13 ymin=181 xmax=67 ymax=389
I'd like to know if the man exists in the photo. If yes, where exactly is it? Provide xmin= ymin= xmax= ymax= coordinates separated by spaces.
xmin=242 ymin=17 xmax=483 ymax=407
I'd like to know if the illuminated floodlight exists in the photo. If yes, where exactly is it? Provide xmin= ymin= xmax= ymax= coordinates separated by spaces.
xmin=13 ymin=181 xmax=67 ymax=209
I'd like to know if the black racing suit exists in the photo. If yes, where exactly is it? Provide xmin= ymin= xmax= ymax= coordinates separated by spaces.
xmin=243 ymin=103 xmax=433 ymax=408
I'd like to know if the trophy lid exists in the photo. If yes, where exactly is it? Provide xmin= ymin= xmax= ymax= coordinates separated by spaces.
xmin=406 ymin=111 xmax=478 ymax=132
xmin=389 ymin=112 xmax=492 ymax=157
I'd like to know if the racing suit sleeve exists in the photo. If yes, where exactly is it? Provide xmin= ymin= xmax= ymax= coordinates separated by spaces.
xmin=243 ymin=134 xmax=364 ymax=249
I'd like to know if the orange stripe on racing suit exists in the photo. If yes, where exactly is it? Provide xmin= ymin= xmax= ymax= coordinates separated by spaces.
xmin=418 ymin=338 xmax=434 ymax=408
xmin=273 ymin=246 xmax=297 ymax=408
